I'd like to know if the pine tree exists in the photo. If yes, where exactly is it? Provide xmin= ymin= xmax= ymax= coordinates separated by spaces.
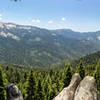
xmin=0 ymin=66 xmax=5 ymax=100
xmin=43 ymin=81 xmax=49 ymax=100
xmin=94 ymin=60 xmax=100 ymax=93
xmin=36 ymin=79 xmax=44 ymax=100
xmin=63 ymin=61 xmax=72 ymax=87
xmin=25 ymin=68 xmax=37 ymax=100
xmin=43 ymin=75 xmax=52 ymax=100
xmin=49 ymin=84 xmax=57 ymax=100
xmin=76 ymin=61 xmax=85 ymax=79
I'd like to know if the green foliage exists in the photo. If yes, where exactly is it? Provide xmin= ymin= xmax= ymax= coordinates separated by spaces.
xmin=36 ymin=79 xmax=44 ymax=100
xmin=0 ymin=66 xmax=6 ymax=100
xmin=94 ymin=59 xmax=100 ymax=93
xmin=72 ymin=51 xmax=100 ymax=67
xmin=63 ymin=61 xmax=72 ymax=87
xmin=1 ymin=23 xmax=100 ymax=68
xmin=76 ymin=61 xmax=85 ymax=79
xmin=25 ymin=68 xmax=37 ymax=100
xmin=1 ymin=56 xmax=100 ymax=99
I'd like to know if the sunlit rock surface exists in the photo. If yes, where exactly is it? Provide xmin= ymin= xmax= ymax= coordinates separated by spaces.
xmin=53 ymin=73 xmax=81 ymax=100
xmin=74 ymin=76 xmax=98 ymax=100
xmin=53 ymin=73 xmax=100 ymax=100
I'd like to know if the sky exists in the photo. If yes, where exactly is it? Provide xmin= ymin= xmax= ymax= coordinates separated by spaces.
xmin=0 ymin=0 xmax=100 ymax=32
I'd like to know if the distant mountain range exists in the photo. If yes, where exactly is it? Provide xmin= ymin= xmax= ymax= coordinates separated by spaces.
xmin=0 ymin=22 xmax=100 ymax=67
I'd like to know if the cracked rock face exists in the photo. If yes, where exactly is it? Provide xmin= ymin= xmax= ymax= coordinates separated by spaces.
xmin=74 ymin=76 xmax=98 ymax=100
xmin=53 ymin=73 xmax=81 ymax=100
xmin=53 ymin=74 xmax=100 ymax=100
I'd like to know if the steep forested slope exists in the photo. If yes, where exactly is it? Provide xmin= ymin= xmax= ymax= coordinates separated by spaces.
xmin=71 ymin=51 xmax=100 ymax=68
xmin=79 ymin=51 xmax=100 ymax=65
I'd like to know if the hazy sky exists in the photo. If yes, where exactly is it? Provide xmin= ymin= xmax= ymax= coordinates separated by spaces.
xmin=0 ymin=0 xmax=100 ymax=32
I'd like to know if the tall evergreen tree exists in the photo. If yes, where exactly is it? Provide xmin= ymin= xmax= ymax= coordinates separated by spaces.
xmin=43 ymin=75 xmax=52 ymax=100
xmin=94 ymin=60 xmax=100 ymax=93
xmin=37 ymin=79 xmax=44 ymax=100
xmin=25 ymin=68 xmax=37 ymax=100
xmin=63 ymin=61 xmax=72 ymax=87
xmin=49 ymin=84 xmax=57 ymax=100
xmin=76 ymin=61 xmax=85 ymax=79
xmin=0 ymin=66 xmax=5 ymax=100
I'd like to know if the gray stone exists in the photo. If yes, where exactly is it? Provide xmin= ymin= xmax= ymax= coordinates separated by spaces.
xmin=74 ymin=76 xmax=98 ymax=100
xmin=53 ymin=74 xmax=100 ymax=100
xmin=53 ymin=73 xmax=81 ymax=100
xmin=6 ymin=84 xmax=23 ymax=100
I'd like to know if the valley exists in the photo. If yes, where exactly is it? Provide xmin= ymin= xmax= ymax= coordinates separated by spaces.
xmin=0 ymin=22 xmax=100 ymax=68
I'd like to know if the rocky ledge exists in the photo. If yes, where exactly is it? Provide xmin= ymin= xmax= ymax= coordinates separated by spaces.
xmin=53 ymin=73 xmax=100 ymax=100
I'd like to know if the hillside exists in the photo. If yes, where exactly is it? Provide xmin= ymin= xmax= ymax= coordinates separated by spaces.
xmin=72 ymin=51 xmax=100 ymax=67
xmin=0 ymin=22 xmax=100 ymax=67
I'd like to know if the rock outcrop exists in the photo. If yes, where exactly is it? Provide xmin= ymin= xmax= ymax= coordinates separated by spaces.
xmin=53 ymin=73 xmax=100 ymax=100
xmin=74 ymin=76 xmax=98 ymax=100
xmin=53 ymin=73 xmax=81 ymax=100
xmin=6 ymin=84 xmax=23 ymax=100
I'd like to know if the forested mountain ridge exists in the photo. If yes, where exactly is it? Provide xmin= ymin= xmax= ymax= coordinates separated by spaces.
xmin=72 ymin=50 xmax=100 ymax=67
xmin=0 ymin=22 xmax=100 ymax=67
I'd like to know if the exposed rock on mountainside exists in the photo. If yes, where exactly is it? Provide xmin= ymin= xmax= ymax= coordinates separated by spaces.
xmin=1 ymin=22 xmax=100 ymax=67
xmin=53 ymin=73 xmax=100 ymax=100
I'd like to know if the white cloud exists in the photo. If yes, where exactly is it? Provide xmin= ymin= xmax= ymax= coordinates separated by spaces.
xmin=48 ymin=20 xmax=53 ymax=24
xmin=61 ymin=17 xmax=66 ymax=21
xmin=36 ymin=20 xmax=40 ymax=23
xmin=32 ymin=20 xmax=35 ymax=23
xmin=32 ymin=19 xmax=40 ymax=23
xmin=0 ymin=13 xmax=2 ymax=21
xmin=0 ymin=14 xmax=2 ymax=17
xmin=0 ymin=17 xmax=2 ymax=20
